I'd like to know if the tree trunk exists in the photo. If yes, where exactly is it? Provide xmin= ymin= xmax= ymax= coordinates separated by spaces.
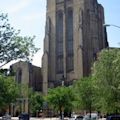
xmin=60 ymin=109 xmax=62 ymax=120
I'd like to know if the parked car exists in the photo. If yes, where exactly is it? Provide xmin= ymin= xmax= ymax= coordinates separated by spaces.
xmin=76 ymin=115 xmax=84 ymax=120
xmin=106 ymin=115 xmax=120 ymax=120
xmin=19 ymin=113 xmax=30 ymax=120
xmin=83 ymin=113 xmax=98 ymax=120
xmin=70 ymin=115 xmax=78 ymax=120
xmin=70 ymin=115 xmax=83 ymax=120
xmin=2 ymin=113 xmax=11 ymax=120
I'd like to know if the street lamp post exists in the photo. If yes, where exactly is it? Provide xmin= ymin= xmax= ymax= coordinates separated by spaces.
xmin=103 ymin=24 xmax=120 ymax=29
xmin=61 ymin=75 xmax=66 ymax=120
xmin=61 ymin=75 xmax=65 ymax=86
xmin=103 ymin=24 xmax=120 ymax=47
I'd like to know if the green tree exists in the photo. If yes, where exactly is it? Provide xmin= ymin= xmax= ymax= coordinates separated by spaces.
xmin=0 ymin=74 xmax=19 ymax=110
xmin=0 ymin=13 xmax=39 ymax=68
xmin=29 ymin=91 xmax=44 ymax=116
xmin=92 ymin=49 xmax=120 ymax=114
xmin=74 ymin=77 xmax=96 ymax=114
xmin=46 ymin=86 xmax=75 ymax=118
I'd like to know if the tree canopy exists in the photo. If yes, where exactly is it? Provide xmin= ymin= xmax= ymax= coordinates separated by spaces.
xmin=92 ymin=49 xmax=120 ymax=114
xmin=74 ymin=77 xmax=96 ymax=113
xmin=29 ymin=91 xmax=44 ymax=116
xmin=46 ymin=86 xmax=75 ymax=118
xmin=0 ymin=13 xmax=39 ymax=68
xmin=0 ymin=74 xmax=19 ymax=110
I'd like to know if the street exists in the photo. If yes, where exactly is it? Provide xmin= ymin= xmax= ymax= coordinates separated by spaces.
xmin=0 ymin=117 xmax=60 ymax=120
xmin=0 ymin=117 xmax=106 ymax=120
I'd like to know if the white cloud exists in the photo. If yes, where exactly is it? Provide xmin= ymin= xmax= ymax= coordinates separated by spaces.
xmin=6 ymin=0 xmax=32 ymax=14
xmin=32 ymin=50 xmax=43 ymax=67
xmin=22 ymin=12 xmax=45 ymax=22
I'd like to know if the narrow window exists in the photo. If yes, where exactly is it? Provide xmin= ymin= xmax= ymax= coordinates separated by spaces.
xmin=56 ymin=11 xmax=64 ymax=73
xmin=66 ymin=8 xmax=74 ymax=71
xmin=16 ymin=68 xmax=22 ymax=83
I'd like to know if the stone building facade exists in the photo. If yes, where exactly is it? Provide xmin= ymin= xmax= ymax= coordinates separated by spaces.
xmin=10 ymin=61 xmax=42 ymax=115
xmin=11 ymin=61 xmax=43 ymax=92
xmin=42 ymin=0 xmax=108 ymax=93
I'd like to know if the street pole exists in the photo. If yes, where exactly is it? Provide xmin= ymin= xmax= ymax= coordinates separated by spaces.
xmin=61 ymin=75 xmax=65 ymax=86
xmin=61 ymin=0 xmax=66 ymax=119
xmin=61 ymin=75 xmax=65 ymax=120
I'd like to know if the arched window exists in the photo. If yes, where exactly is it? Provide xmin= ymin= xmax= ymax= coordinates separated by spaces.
xmin=56 ymin=10 xmax=64 ymax=73
xmin=66 ymin=8 xmax=74 ymax=71
xmin=56 ymin=11 xmax=63 ymax=43
xmin=66 ymin=8 xmax=73 ymax=43
xmin=46 ymin=17 xmax=51 ymax=35
xmin=16 ymin=68 xmax=22 ymax=83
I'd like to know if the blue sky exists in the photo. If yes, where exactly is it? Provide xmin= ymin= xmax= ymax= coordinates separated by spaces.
xmin=0 ymin=0 xmax=120 ymax=67
xmin=98 ymin=0 xmax=120 ymax=47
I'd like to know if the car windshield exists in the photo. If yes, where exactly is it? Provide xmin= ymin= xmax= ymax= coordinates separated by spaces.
xmin=83 ymin=113 xmax=98 ymax=120
xmin=76 ymin=116 xmax=83 ymax=120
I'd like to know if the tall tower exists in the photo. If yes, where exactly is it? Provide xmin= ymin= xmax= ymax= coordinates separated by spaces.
xmin=42 ymin=0 xmax=108 ymax=92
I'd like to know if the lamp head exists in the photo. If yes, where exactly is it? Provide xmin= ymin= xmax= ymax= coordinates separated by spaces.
xmin=103 ymin=24 xmax=111 ymax=27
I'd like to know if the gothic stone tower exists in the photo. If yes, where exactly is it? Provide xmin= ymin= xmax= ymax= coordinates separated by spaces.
xmin=42 ymin=0 xmax=108 ymax=93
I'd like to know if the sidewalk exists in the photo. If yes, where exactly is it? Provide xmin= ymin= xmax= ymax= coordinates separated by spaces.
xmin=30 ymin=118 xmax=60 ymax=120
xmin=0 ymin=117 xmax=61 ymax=120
